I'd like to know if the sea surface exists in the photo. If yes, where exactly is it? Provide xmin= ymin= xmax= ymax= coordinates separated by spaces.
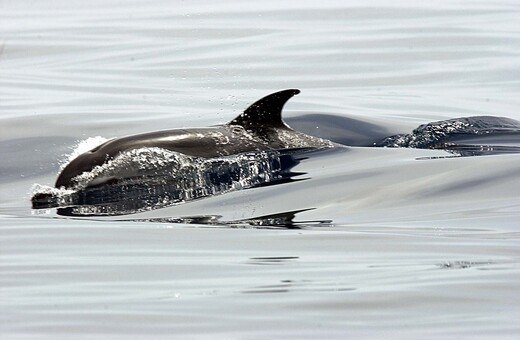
xmin=1 ymin=0 xmax=520 ymax=338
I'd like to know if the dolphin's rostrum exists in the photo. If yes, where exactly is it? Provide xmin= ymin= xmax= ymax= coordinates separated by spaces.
xmin=55 ymin=89 xmax=333 ymax=189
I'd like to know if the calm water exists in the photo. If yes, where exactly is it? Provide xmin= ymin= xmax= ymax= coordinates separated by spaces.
xmin=1 ymin=0 xmax=520 ymax=338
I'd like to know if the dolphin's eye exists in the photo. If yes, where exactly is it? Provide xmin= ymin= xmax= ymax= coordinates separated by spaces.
xmin=231 ymin=126 xmax=244 ymax=135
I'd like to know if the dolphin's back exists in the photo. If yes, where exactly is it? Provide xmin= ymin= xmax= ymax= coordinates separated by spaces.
xmin=55 ymin=89 xmax=331 ymax=188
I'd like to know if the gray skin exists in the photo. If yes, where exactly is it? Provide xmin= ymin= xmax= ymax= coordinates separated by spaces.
xmin=55 ymin=89 xmax=334 ymax=188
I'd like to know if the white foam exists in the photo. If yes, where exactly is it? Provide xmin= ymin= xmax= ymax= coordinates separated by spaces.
xmin=60 ymin=136 xmax=110 ymax=170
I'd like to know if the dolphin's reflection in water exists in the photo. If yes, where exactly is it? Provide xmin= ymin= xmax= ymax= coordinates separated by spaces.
xmin=143 ymin=209 xmax=333 ymax=229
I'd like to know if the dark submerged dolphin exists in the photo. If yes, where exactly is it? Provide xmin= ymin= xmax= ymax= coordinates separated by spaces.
xmin=55 ymin=89 xmax=333 ymax=189
xmin=375 ymin=116 xmax=520 ymax=156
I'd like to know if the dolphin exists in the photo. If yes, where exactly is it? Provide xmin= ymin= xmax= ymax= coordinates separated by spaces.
xmin=375 ymin=116 xmax=520 ymax=156
xmin=54 ymin=89 xmax=333 ymax=189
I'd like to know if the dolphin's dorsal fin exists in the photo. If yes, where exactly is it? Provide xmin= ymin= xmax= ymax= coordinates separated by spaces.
xmin=229 ymin=89 xmax=300 ymax=130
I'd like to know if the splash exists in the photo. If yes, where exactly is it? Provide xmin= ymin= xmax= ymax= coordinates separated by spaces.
xmin=32 ymin=147 xmax=305 ymax=216
xmin=60 ymin=136 xmax=109 ymax=170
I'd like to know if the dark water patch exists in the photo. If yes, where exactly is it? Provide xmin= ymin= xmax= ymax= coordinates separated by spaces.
xmin=243 ymin=288 xmax=290 ymax=294
xmin=243 ymin=279 xmax=356 ymax=294
xmin=286 ymin=113 xmax=392 ymax=147
xmin=247 ymin=256 xmax=300 ymax=266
